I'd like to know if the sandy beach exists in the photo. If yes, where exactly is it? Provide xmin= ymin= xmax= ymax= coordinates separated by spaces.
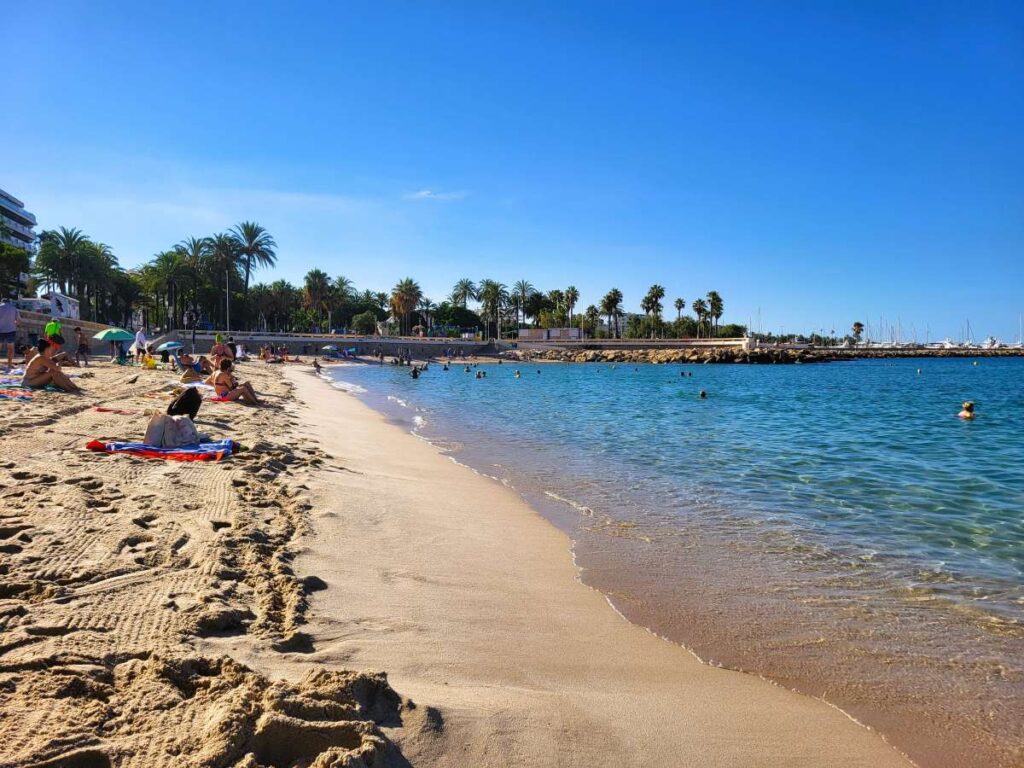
xmin=0 ymin=359 xmax=912 ymax=766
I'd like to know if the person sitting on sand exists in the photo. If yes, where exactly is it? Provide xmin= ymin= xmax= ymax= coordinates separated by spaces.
xmin=958 ymin=401 xmax=975 ymax=420
xmin=207 ymin=359 xmax=261 ymax=405
xmin=210 ymin=334 xmax=234 ymax=367
xmin=21 ymin=338 xmax=82 ymax=393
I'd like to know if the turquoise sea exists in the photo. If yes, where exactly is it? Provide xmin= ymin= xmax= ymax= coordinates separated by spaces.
xmin=324 ymin=356 xmax=1024 ymax=767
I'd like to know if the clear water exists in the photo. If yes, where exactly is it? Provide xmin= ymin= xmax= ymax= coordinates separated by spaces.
xmin=323 ymin=357 xmax=1024 ymax=767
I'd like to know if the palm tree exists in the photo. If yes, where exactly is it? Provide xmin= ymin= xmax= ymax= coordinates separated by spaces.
xmin=852 ymin=321 xmax=865 ymax=344
xmin=417 ymin=298 xmax=438 ymax=333
xmin=303 ymin=268 xmax=332 ymax=330
xmin=565 ymin=285 xmax=580 ymax=331
xmin=642 ymin=284 xmax=665 ymax=338
xmin=513 ymin=280 xmax=535 ymax=328
xmin=230 ymin=221 xmax=276 ymax=293
xmin=477 ymin=279 xmax=509 ymax=340
xmin=585 ymin=304 xmax=600 ymax=338
xmin=600 ymin=289 xmax=624 ymax=339
xmin=674 ymin=298 xmax=685 ymax=321
xmin=692 ymin=298 xmax=709 ymax=338
xmin=175 ymin=236 xmax=210 ymax=321
xmin=391 ymin=278 xmax=423 ymax=335
xmin=34 ymin=226 xmax=91 ymax=295
xmin=451 ymin=278 xmax=477 ymax=308
xmin=706 ymin=291 xmax=724 ymax=337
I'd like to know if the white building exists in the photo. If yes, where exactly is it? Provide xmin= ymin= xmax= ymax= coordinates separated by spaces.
xmin=0 ymin=188 xmax=37 ymax=254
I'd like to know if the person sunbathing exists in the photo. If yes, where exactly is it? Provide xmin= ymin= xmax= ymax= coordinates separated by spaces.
xmin=179 ymin=352 xmax=214 ymax=375
xmin=21 ymin=339 xmax=82 ymax=393
xmin=208 ymin=359 xmax=261 ymax=405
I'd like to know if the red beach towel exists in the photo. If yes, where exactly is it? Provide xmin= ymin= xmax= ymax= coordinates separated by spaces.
xmin=85 ymin=439 xmax=238 ymax=462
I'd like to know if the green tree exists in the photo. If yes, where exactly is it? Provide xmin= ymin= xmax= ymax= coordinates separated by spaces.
xmin=513 ymin=280 xmax=535 ymax=328
xmin=477 ymin=279 xmax=509 ymax=339
xmin=303 ymin=269 xmax=332 ymax=330
xmin=390 ymin=278 xmax=423 ymax=335
xmin=230 ymin=221 xmax=276 ymax=294
xmin=706 ymin=291 xmax=724 ymax=337
xmin=451 ymin=278 xmax=477 ymax=308
xmin=691 ymin=298 xmax=709 ymax=338
xmin=352 ymin=310 xmax=378 ymax=335
xmin=564 ymin=285 xmax=579 ymax=331
xmin=852 ymin=321 xmax=865 ymax=343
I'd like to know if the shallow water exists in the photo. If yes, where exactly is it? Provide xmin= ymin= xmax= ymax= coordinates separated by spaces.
xmin=324 ymin=357 xmax=1024 ymax=767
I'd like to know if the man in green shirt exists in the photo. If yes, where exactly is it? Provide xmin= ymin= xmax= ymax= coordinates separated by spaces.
xmin=44 ymin=317 xmax=63 ymax=340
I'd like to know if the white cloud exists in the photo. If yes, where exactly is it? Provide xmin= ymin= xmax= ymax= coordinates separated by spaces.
xmin=404 ymin=189 xmax=467 ymax=201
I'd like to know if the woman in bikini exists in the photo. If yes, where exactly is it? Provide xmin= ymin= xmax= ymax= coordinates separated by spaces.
xmin=208 ymin=359 xmax=261 ymax=405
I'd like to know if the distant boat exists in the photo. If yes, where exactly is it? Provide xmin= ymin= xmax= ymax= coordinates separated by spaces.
xmin=980 ymin=336 xmax=1001 ymax=350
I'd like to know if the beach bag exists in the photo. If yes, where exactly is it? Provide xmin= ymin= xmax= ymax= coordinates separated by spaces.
xmin=143 ymin=413 xmax=201 ymax=448
xmin=167 ymin=387 xmax=202 ymax=421
xmin=162 ymin=415 xmax=200 ymax=447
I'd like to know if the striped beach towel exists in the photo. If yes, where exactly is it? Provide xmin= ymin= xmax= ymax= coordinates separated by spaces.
xmin=85 ymin=439 xmax=238 ymax=462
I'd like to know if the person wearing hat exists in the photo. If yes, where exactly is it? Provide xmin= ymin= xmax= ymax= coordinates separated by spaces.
xmin=958 ymin=401 xmax=975 ymax=420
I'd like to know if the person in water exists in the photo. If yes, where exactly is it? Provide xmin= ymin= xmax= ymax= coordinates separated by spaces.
xmin=958 ymin=401 xmax=975 ymax=420
xmin=411 ymin=367 xmax=420 ymax=379
xmin=699 ymin=390 xmax=707 ymax=399
xmin=208 ymin=359 xmax=261 ymax=405
xmin=21 ymin=338 xmax=82 ymax=393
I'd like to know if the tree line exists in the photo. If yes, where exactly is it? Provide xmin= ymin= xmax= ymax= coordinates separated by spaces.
xmin=17 ymin=221 xmax=742 ymax=339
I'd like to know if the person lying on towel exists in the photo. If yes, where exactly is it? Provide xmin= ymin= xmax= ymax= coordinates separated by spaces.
xmin=178 ymin=352 xmax=214 ymax=375
xmin=21 ymin=338 xmax=82 ymax=393
xmin=206 ymin=359 xmax=261 ymax=405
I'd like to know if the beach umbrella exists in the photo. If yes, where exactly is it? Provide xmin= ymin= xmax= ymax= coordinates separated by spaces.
xmin=93 ymin=328 xmax=134 ymax=342
xmin=156 ymin=341 xmax=185 ymax=352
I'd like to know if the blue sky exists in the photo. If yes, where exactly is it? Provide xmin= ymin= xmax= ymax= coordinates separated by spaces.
xmin=6 ymin=1 xmax=1023 ymax=340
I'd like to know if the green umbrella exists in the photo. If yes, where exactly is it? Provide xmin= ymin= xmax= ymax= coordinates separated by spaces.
xmin=93 ymin=328 xmax=135 ymax=342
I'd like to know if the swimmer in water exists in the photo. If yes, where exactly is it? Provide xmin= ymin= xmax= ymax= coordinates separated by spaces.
xmin=698 ymin=390 xmax=707 ymax=399
xmin=958 ymin=401 xmax=975 ymax=419
xmin=514 ymin=370 xmax=521 ymax=378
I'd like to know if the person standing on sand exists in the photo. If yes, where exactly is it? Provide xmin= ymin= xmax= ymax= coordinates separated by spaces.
xmin=73 ymin=326 xmax=90 ymax=366
xmin=0 ymin=297 xmax=19 ymax=369
xmin=44 ymin=316 xmax=62 ymax=341
xmin=134 ymin=327 xmax=147 ymax=362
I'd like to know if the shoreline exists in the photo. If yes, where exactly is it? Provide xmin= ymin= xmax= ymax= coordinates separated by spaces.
xmin=317 ymin=358 xmax=1023 ymax=768
xmin=279 ymin=366 xmax=912 ymax=767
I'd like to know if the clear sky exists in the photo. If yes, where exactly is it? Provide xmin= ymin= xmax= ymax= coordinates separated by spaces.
xmin=6 ymin=1 xmax=1023 ymax=341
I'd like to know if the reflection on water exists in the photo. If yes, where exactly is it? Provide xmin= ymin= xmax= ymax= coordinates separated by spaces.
xmin=325 ymin=357 xmax=1024 ymax=767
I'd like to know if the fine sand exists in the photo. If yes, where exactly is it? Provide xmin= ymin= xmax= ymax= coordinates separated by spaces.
xmin=266 ymin=368 xmax=913 ymax=767
xmin=0 ymin=361 xmax=412 ymax=767
xmin=0 ymin=358 xmax=914 ymax=767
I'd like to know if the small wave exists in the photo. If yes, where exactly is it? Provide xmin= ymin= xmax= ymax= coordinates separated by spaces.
xmin=328 ymin=378 xmax=367 ymax=394
xmin=387 ymin=395 xmax=411 ymax=408
xmin=544 ymin=490 xmax=596 ymax=518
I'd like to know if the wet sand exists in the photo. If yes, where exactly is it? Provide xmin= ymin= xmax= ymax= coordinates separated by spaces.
xmin=274 ymin=367 xmax=912 ymax=767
